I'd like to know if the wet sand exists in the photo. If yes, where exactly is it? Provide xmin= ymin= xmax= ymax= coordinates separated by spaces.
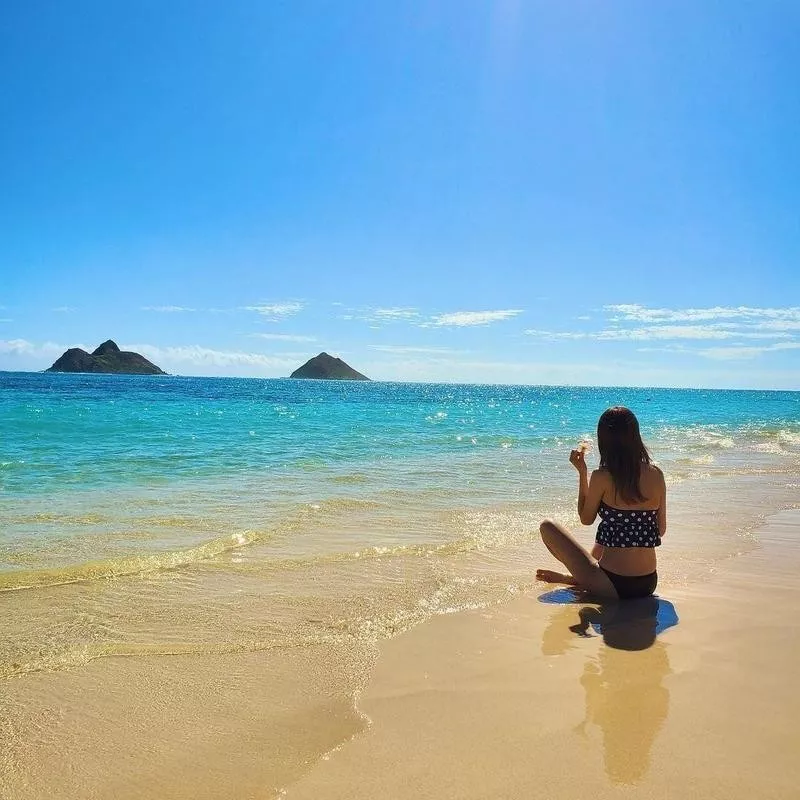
xmin=288 ymin=509 xmax=800 ymax=800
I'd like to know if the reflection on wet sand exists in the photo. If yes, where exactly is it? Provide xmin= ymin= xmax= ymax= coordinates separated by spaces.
xmin=540 ymin=594 xmax=678 ymax=786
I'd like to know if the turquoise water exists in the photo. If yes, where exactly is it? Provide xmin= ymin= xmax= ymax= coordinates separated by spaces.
xmin=2 ymin=372 xmax=799 ymax=571
xmin=4 ymin=373 xmax=800 ymax=493
xmin=1 ymin=372 xmax=799 ymax=683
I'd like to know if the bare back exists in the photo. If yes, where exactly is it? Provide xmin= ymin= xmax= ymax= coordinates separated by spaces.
xmin=597 ymin=464 xmax=666 ymax=576
xmin=602 ymin=463 xmax=664 ymax=510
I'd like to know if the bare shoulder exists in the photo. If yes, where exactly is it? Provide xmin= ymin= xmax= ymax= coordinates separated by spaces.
xmin=645 ymin=463 xmax=666 ymax=488
xmin=589 ymin=469 xmax=612 ymax=498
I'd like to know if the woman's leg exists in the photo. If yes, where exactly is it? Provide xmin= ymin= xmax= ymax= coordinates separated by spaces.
xmin=537 ymin=518 xmax=618 ymax=599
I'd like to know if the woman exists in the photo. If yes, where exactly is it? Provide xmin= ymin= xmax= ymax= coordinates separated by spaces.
xmin=536 ymin=406 xmax=666 ymax=599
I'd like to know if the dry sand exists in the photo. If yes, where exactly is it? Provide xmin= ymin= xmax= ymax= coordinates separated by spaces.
xmin=287 ymin=509 xmax=800 ymax=800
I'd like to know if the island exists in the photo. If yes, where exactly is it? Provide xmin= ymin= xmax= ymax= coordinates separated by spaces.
xmin=290 ymin=352 xmax=370 ymax=380
xmin=46 ymin=340 xmax=166 ymax=375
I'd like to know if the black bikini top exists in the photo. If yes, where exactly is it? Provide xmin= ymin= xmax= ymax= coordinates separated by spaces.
xmin=596 ymin=501 xmax=661 ymax=548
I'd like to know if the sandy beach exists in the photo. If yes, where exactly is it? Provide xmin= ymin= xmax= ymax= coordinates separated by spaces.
xmin=287 ymin=508 xmax=800 ymax=800
xmin=3 ymin=502 xmax=799 ymax=799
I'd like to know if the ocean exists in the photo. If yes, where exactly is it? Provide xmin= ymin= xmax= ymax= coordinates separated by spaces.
xmin=1 ymin=372 xmax=799 ymax=677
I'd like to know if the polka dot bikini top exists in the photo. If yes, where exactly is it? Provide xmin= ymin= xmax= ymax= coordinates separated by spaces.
xmin=596 ymin=501 xmax=661 ymax=548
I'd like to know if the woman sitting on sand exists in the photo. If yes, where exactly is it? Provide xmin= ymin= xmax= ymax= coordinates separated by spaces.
xmin=537 ymin=406 xmax=666 ymax=599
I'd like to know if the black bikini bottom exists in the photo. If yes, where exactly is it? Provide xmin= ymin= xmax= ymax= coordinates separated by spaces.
xmin=600 ymin=568 xmax=658 ymax=599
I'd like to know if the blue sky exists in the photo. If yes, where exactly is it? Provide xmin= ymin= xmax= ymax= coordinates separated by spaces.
xmin=1 ymin=1 xmax=798 ymax=388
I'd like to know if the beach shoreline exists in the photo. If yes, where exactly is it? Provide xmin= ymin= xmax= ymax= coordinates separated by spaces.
xmin=286 ymin=507 xmax=800 ymax=800
xmin=4 ymin=506 xmax=798 ymax=799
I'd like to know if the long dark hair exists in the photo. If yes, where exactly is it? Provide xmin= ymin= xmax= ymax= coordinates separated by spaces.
xmin=597 ymin=407 xmax=651 ymax=503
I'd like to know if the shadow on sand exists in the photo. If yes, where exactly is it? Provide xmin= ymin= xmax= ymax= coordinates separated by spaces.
xmin=538 ymin=589 xmax=678 ymax=651
xmin=537 ymin=590 xmax=679 ymax=785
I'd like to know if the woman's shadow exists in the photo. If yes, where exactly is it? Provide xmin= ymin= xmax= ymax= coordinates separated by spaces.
xmin=538 ymin=590 xmax=679 ymax=785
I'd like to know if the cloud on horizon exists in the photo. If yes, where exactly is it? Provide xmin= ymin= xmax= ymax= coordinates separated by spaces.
xmin=526 ymin=304 xmax=800 ymax=359
xmin=427 ymin=309 xmax=523 ymax=327
xmin=606 ymin=304 xmax=800 ymax=324
xmin=697 ymin=341 xmax=800 ymax=360
xmin=242 ymin=302 xmax=304 ymax=320
xmin=125 ymin=343 xmax=300 ymax=373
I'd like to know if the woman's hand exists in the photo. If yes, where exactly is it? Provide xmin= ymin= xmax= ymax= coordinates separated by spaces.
xmin=569 ymin=449 xmax=588 ymax=473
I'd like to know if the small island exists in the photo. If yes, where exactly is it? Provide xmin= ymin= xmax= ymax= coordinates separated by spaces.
xmin=290 ymin=352 xmax=369 ymax=380
xmin=46 ymin=340 xmax=166 ymax=375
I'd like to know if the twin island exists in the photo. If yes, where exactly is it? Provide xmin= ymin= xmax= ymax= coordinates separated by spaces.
xmin=46 ymin=341 xmax=370 ymax=381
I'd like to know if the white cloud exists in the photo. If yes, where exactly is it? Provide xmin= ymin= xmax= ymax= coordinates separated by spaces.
xmin=242 ymin=302 xmax=304 ymax=320
xmin=606 ymin=304 xmax=800 ymax=324
xmin=247 ymin=333 xmax=317 ymax=342
xmin=141 ymin=305 xmax=196 ymax=312
xmin=697 ymin=342 xmax=800 ymax=361
xmin=635 ymin=346 xmax=688 ymax=354
xmin=525 ymin=325 xmax=789 ymax=342
xmin=53 ymin=306 xmax=77 ymax=313
xmin=0 ymin=338 xmax=39 ymax=356
xmin=123 ymin=343 xmax=300 ymax=376
xmin=0 ymin=339 xmax=81 ymax=357
xmin=525 ymin=305 xmax=800 ymax=358
xmin=427 ymin=309 xmax=523 ymax=327
xmin=752 ymin=320 xmax=800 ymax=331
xmin=372 ymin=307 xmax=420 ymax=321
xmin=125 ymin=343 xmax=295 ymax=368
xmin=339 ymin=306 xmax=522 ymax=328
xmin=339 ymin=306 xmax=421 ymax=324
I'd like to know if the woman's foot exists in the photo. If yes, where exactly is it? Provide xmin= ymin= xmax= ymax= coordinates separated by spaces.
xmin=536 ymin=569 xmax=577 ymax=585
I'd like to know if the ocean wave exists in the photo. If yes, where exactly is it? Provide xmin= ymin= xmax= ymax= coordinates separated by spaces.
xmin=777 ymin=429 xmax=800 ymax=448
xmin=657 ymin=426 xmax=736 ymax=450
xmin=0 ymin=495 xmax=399 ymax=592
xmin=673 ymin=454 xmax=716 ymax=466
xmin=0 ymin=530 xmax=271 ymax=593
xmin=655 ymin=423 xmax=800 ymax=461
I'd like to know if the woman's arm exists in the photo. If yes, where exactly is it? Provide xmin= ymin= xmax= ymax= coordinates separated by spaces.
xmin=569 ymin=449 xmax=605 ymax=525
xmin=575 ymin=466 xmax=606 ymax=525
xmin=657 ymin=469 xmax=668 ymax=536
xmin=576 ymin=464 xmax=590 ymax=520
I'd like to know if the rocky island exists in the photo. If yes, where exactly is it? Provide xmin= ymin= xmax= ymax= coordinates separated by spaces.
xmin=290 ymin=352 xmax=369 ymax=380
xmin=46 ymin=340 xmax=166 ymax=375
